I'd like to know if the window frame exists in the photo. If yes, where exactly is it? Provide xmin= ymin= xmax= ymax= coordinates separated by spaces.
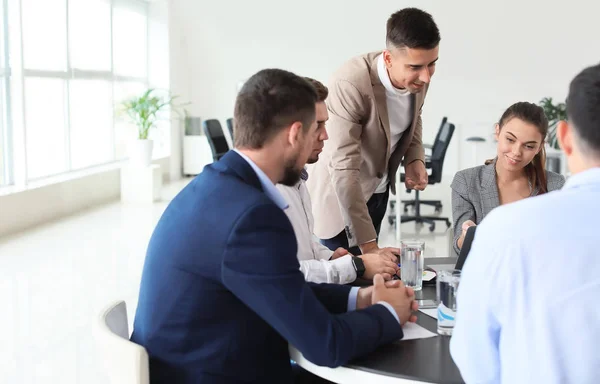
xmin=10 ymin=0 xmax=151 ymax=184
xmin=0 ymin=0 xmax=12 ymax=185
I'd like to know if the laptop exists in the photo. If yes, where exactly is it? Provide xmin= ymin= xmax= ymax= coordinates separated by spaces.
xmin=427 ymin=225 xmax=476 ymax=273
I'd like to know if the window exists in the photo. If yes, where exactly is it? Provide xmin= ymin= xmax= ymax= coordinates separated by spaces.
xmin=69 ymin=80 xmax=113 ymax=169
xmin=0 ymin=77 xmax=6 ymax=186
xmin=0 ymin=0 xmax=9 ymax=186
xmin=69 ymin=0 xmax=111 ymax=72
xmin=0 ymin=0 xmax=169 ymax=186
xmin=114 ymin=81 xmax=146 ymax=160
xmin=113 ymin=5 xmax=147 ymax=78
xmin=22 ymin=0 xmax=67 ymax=71
xmin=24 ymin=77 xmax=68 ymax=179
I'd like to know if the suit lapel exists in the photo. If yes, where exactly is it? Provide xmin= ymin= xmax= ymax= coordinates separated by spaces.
xmin=369 ymin=54 xmax=391 ymax=157
xmin=218 ymin=150 xmax=263 ymax=192
xmin=480 ymin=159 xmax=500 ymax=216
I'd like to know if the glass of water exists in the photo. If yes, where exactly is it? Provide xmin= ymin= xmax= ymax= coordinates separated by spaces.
xmin=400 ymin=240 xmax=424 ymax=291
xmin=436 ymin=269 xmax=461 ymax=335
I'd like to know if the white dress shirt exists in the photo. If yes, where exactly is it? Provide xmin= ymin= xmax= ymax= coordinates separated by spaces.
xmin=450 ymin=168 xmax=600 ymax=384
xmin=277 ymin=173 xmax=358 ymax=284
xmin=374 ymin=53 xmax=414 ymax=193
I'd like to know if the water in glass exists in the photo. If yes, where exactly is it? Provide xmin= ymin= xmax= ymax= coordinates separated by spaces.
xmin=400 ymin=240 xmax=424 ymax=291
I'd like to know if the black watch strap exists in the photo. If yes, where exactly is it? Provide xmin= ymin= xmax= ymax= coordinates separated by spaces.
xmin=351 ymin=256 xmax=366 ymax=278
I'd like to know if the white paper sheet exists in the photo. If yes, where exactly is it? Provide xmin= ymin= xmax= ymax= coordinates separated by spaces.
xmin=400 ymin=321 xmax=437 ymax=340
xmin=423 ymin=270 xmax=436 ymax=282
xmin=419 ymin=308 xmax=437 ymax=319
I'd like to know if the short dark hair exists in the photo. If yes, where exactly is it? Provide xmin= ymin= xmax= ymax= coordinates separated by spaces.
xmin=234 ymin=69 xmax=317 ymax=149
xmin=386 ymin=8 xmax=440 ymax=50
xmin=303 ymin=77 xmax=328 ymax=102
xmin=566 ymin=63 xmax=600 ymax=157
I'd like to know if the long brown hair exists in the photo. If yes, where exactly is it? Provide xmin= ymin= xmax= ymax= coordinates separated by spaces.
xmin=485 ymin=102 xmax=549 ymax=194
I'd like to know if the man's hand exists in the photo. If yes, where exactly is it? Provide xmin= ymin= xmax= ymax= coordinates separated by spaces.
xmin=371 ymin=275 xmax=418 ymax=324
xmin=360 ymin=253 xmax=399 ymax=280
xmin=457 ymin=220 xmax=476 ymax=250
xmin=330 ymin=247 xmax=350 ymax=260
xmin=374 ymin=247 xmax=400 ymax=262
xmin=356 ymin=279 xmax=409 ymax=310
xmin=359 ymin=243 xmax=400 ymax=261
xmin=404 ymin=160 xmax=428 ymax=191
xmin=359 ymin=240 xmax=378 ymax=254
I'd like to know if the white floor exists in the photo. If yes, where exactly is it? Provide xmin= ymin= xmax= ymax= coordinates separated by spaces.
xmin=0 ymin=177 xmax=454 ymax=384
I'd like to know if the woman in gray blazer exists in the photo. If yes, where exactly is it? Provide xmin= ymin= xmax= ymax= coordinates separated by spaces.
xmin=451 ymin=102 xmax=565 ymax=255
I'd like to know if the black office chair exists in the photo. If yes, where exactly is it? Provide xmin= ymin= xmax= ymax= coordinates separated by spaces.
xmin=402 ymin=117 xmax=448 ymax=213
xmin=388 ymin=119 xmax=455 ymax=232
xmin=423 ymin=117 xmax=447 ymax=154
xmin=226 ymin=118 xmax=234 ymax=141
xmin=202 ymin=119 xmax=230 ymax=162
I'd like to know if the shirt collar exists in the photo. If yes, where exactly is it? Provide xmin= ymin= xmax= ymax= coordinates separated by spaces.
xmin=563 ymin=167 xmax=600 ymax=190
xmin=300 ymin=167 xmax=309 ymax=181
xmin=377 ymin=54 xmax=410 ymax=96
xmin=233 ymin=149 xmax=289 ymax=210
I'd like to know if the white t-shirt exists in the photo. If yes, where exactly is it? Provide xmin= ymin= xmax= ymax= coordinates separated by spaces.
xmin=374 ymin=54 xmax=414 ymax=193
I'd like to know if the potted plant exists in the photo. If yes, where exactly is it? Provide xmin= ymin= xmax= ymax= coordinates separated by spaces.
xmin=539 ymin=97 xmax=567 ymax=149
xmin=119 ymin=88 xmax=182 ymax=166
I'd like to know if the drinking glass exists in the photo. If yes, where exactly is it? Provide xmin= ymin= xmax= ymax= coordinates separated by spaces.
xmin=400 ymin=240 xmax=424 ymax=291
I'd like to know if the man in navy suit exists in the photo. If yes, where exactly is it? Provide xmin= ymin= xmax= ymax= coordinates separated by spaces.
xmin=131 ymin=68 xmax=418 ymax=383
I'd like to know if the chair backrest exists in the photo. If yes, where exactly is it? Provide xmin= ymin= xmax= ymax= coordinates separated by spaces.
xmin=202 ymin=119 xmax=230 ymax=161
xmin=95 ymin=300 xmax=150 ymax=384
xmin=226 ymin=118 xmax=234 ymax=142
xmin=429 ymin=120 xmax=455 ymax=183
xmin=431 ymin=117 xmax=448 ymax=146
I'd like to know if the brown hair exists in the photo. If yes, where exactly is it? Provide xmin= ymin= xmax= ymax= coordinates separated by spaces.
xmin=234 ymin=69 xmax=317 ymax=149
xmin=486 ymin=102 xmax=549 ymax=194
xmin=303 ymin=77 xmax=328 ymax=102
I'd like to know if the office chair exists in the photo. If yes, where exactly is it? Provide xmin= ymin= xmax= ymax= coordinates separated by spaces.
xmin=202 ymin=119 xmax=230 ymax=162
xmin=403 ymin=116 xmax=448 ymax=213
xmin=388 ymin=119 xmax=455 ymax=232
xmin=94 ymin=300 xmax=150 ymax=384
xmin=389 ymin=117 xmax=447 ymax=214
xmin=226 ymin=118 xmax=234 ymax=141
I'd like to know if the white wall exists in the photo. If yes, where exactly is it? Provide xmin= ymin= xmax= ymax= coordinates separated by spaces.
xmin=168 ymin=0 xmax=600 ymax=177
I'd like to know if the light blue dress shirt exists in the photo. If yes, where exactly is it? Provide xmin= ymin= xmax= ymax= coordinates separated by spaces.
xmin=450 ymin=168 xmax=600 ymax=383
xmin=233 ymin=149 xmax=399 ymax=322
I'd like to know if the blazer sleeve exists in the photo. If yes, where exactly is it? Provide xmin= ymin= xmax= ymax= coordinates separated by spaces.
xmin=548 ymin=172 xmax=566 ymax=191
xmin=325 ymin=79 xmax=377 ymax=248
xmin=307 ymin=280 xmax=355 ymax=312
xmin=222 ymin=203 xmax=402 ymax=367
xmin=451 ymin=171 xmax=477 ymax=255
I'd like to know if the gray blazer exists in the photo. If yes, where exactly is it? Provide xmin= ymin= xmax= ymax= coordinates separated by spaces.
xmin=451 ymin=158 xmax=566 ymax=255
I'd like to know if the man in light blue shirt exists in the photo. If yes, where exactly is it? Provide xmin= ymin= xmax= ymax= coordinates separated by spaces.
xmin=450 ymin=63 xmax=600 ymax=384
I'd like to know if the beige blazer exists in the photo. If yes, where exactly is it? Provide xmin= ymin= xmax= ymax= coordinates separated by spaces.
xmin=306 ymin=51 xmax=428 ymax=247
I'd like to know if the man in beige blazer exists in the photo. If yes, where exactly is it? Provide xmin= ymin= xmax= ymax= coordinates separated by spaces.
xmin=306 ymin=8 xmax=440 ymax=255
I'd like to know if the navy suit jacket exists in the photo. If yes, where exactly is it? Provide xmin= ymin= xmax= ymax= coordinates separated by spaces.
xmin=131 ymin=151 xmax=403 ymax=383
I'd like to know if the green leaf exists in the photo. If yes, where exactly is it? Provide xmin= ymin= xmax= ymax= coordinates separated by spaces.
xmin=117 ymin=88 xmax=186 ymax=139
xmin=539 ymin=97 xmax=567 ymax=149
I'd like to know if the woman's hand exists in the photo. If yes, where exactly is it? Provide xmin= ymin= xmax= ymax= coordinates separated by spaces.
xmin=457 ymin=220 xmax=476 ymax=249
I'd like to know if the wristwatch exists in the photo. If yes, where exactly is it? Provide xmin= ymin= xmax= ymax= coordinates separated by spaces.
xmin=351 ymin=256 xmax=366 ymax=278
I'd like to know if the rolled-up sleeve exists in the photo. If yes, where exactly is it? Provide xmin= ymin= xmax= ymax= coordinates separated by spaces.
xmin=299 ymin=255 xmax=357 ymax=284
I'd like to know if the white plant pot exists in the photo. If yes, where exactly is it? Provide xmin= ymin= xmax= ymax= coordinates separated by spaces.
xmin=129 ymin=139 xmax=154 ymax=167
